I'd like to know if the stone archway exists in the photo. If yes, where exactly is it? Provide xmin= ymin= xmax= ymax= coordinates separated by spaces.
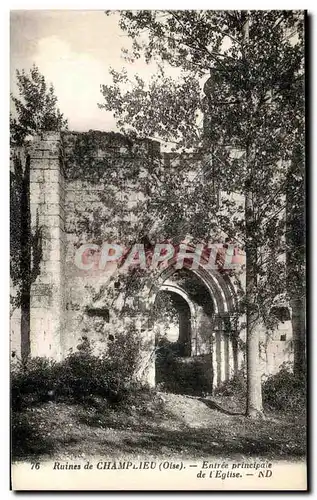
xmin=153 ymin=284 xmax=213 ymax=395
xmin=146 ymin=260 xmax=243 ymax=392
xmin=158 ymin=283 xmax=197 ymax=356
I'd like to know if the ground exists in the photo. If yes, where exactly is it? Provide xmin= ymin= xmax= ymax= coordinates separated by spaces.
xmin=12 ymin=392 xmax=306 ymax=463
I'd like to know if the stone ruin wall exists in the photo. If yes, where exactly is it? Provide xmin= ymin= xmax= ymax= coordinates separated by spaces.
xmin=10 ymin=130 xmax=293 ymax=387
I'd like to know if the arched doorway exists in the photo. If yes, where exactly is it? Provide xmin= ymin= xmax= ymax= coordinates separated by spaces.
xmin=154 ymin=287 xmax=194 ymax=356
xmin=148 ymin=262 xmax=242 ymax=393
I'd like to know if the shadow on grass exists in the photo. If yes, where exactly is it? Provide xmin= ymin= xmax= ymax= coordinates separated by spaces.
xmin=11 ymin=394 xmax=306 ymax=461
xmin=198 ymin=397 xmax=245 ymax=416
xmin=74 ymin=399 xmax=306 ymax=460
xmin=76 ymin=395 xmax=184 ymax=433
xmin=98 ymin=423 xmax=306 ymax=459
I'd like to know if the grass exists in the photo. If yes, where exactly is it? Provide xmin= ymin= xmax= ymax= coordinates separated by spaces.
xmin=11 ymin=392 xmax=306 ymax=462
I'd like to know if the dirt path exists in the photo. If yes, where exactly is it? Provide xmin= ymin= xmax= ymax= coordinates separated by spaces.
xmin=159 ymin=393 xmax=236 ymax=428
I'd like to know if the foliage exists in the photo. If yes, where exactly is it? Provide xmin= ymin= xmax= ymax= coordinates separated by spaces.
xmin=10 ymin=65 xmax=68 ymax=146
xmin=11 ymin=334 xmax=144 ymax=411
xmin=10 ymin=151 xmax=30 ymax=313
xmin=11 ymin=356 xmax=56 ymax=410
xmin=153 ymin=292 xmax=179 ymax=332
xmin=100 ymin=11 xmax=305 ymax=412
xmin=99 ymin=11 xmax=304 ymax=322
xmin=213 ymin=363 xmax=306 ymax=415
xmin=106 ymin=329 xmax=144 ymax=384
xmin=10 ymin=150 xmax=44 ymax=316
xmin=262 ymin=364 xmax=306 ymax=413
xmin=214 ymin=371 xmax=247 ymax=397
xmin=10 ymin=66 xmax=68 ymax=317
xmin=11 ymin=410 xmax=55 ymax=460
xmin=286 ymin=141 xmax=305 ymax=299
xmin=100 ymin=67 xmax=202 ymax=150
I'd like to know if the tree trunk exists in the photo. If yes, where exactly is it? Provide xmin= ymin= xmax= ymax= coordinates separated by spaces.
xmin=245 ymin=188 xmax=263 ymax=417
xmin=243 ymin=12 xmax=263 ymax=418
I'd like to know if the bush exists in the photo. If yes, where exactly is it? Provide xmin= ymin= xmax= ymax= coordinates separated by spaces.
xmin=11 ymin=332 xmax=144 ymax=411
xmin=52 ymin=339 xmax=109 ymax=402
xmin=262 ymin=364 xmax=306 ymax=413
xmin=214 ymin=371 xmax=247 ymax=397
xmin=11 ymin=357 xmax=57 ymax=410
xmin=214 ymin=364 xmax=306 ymax=414
xmin=106 ymin=329 xmax=143 ymax=389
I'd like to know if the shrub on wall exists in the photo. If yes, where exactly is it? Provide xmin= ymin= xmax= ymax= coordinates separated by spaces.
xmin=262 ymin=363 xmax=306 ymax=414
xmin=53 ymin=337 xmax=108 ymax=402
xmin=213 ymin=363 xmax=306 ymax=415
xmin=106 ymin=329 xmax=144 ymax=389
xmin=11 ymin=332 xmax=144 ymax=411
xmin=214 ymin=371 xmax=247 ymax=397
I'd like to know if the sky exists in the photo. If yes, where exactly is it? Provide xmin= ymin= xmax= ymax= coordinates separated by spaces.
xmin=10 ymin=10 xmax=175 ymax=132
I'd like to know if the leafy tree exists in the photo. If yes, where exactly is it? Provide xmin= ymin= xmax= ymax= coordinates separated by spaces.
xmin=99 ymin=10 xmax=304 ymax=416
xmin=10 ymin=65 xmax=67 ymax=357
xmin=10 ymin=64 xmax=68 ymax=146
xmin=286 ymin=139 xmax=305 ymax=376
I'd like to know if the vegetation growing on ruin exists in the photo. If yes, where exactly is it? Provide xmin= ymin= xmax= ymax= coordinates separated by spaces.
xmin=100 ymin=10 xmax=305 ymax=415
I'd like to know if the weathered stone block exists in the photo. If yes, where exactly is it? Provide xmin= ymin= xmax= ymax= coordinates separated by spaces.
xmin=44 ymin=190 xmax=60 ymax=204
xmin=41 ymin=132 xmax=61 ymax=141
xmin=30 ymin=184 xmax=45 ymax=204
xmin=30 ymin=170 xmax=45 ymax=183
xmin=46 ymin=203 xmax=65 ymax=217
xmin=41 ymin=245 xmax=64 ymax=262
xmin=40 ymin=226 xmax=62 ymax=241
xmin=30 ymin=294 xmax=52 ymax=309
xmin=36 ymin=214 xmax=64 ymax=230
xmin=31 ymin=282 xmax=54 ymax=297
xmin=41 ymin=260 xmax=62 ymax=273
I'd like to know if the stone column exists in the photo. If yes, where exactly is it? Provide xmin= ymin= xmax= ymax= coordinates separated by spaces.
xmin=29 ymin=132 xmax=65 ymax=359
xmin=224 ymin=334 xmax=230 ymax=381
xmin=215 ymin=330 xmax=222 ymax=387
xmin=178 ymin=302 xmax=191 ymax=356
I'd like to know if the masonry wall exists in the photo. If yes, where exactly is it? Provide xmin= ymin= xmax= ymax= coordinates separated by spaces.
xmin=10 ymin=130 xmax=295 ymax=390
xmin=29 ymin=132 xmax=65 ymax=359
xmin=62 ymin=131 xmax=158 ymax=356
